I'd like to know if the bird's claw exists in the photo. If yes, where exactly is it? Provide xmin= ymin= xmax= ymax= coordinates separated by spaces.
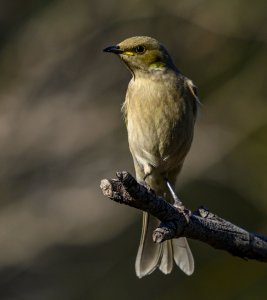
xmin=174 ymin=202 xmax=190 ymax=223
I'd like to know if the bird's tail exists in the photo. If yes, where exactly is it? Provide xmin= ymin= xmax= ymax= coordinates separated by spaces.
xmin=135 ymin=188 xmax=194 ymax=278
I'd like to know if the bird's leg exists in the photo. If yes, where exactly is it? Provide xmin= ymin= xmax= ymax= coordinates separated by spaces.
xmin=165 ymin=179 xmax=189 ymax=222
xmin=165 ymin=180 xmax=183 ymax=207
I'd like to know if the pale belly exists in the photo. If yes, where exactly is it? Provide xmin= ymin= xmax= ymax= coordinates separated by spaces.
xmin=126 ymin=78 xmax=194 ymax=175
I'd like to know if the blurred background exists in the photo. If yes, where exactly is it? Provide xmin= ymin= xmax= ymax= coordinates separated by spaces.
xmin=0 ymin=0 xmax=266 ymax=299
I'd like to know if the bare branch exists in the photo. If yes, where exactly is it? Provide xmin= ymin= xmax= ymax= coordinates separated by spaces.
xmin=100 ymin=171 xmax=267 ymax=262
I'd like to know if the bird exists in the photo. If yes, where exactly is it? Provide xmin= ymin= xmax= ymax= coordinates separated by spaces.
xmin=103 ymin=36 xmax=199 ymax=278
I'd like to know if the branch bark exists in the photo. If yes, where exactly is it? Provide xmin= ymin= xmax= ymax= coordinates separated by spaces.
xmin=100 ymin=171 xmax=267 ymax=262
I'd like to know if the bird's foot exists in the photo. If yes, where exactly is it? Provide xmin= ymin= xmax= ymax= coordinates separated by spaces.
xmin=165 ymin=179 xmax=190 ymax=223
xmin=173 ymin=201 xmax=190 ymax=223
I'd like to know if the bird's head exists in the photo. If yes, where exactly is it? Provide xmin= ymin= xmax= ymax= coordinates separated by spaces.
xmin=103 ymin=36 xmax=176 ymax=75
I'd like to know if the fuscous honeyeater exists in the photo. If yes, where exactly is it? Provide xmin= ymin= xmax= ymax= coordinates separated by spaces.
xmin=104 ymin=36 xmax=199 ymax=278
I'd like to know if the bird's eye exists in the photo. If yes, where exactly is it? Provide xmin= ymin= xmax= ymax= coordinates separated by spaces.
xmin=135 ymin=45 xmax=145 ymax=54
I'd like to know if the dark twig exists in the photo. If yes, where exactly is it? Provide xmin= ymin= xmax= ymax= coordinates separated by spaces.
xmin=100 ymin=171 xmax=267 ymax=262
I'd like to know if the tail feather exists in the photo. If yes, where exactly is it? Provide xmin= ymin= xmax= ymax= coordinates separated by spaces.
xmin=135 ymin=213 xmax=194 ymax=277
xmin=135 ymin=212 xmax=162 ymax=278
xmin=159 ymin=240 xmax=173 ymax=274
xmin=134 ymin=169 xmax=194 ymax=277
xmin=172 ymin=237 xmax=194 ymax=275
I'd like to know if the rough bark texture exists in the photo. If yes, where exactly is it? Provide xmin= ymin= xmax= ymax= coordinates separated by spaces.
xmin=100 ymin=171 xmax=267 ymax=262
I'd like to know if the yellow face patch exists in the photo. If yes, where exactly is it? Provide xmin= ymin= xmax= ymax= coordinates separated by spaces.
xmin=124 ymin=51 xmax=135 ymax=56
xmin=150 ymin=62 xmax=165 ymax=69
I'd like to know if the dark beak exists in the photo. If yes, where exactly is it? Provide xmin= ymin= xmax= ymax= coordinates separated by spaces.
xmin=103 ymin=45 xmax=123 ymax=54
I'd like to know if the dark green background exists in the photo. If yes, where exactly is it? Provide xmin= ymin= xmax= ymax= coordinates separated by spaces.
xmin=0 ymin=0 xmax=266 ymax=299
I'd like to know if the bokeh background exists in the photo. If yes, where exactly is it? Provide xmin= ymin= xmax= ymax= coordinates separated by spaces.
xmin=0 ymin=0 xmax=266 ymax=299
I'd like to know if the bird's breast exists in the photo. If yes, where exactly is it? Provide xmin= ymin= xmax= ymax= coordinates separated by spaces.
xmin=125 ymin=75 xmax=194 ymax=171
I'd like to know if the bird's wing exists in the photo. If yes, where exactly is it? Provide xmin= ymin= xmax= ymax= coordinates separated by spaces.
xmin=121 ymin=98 xmax=128 ymax=125
xmin=122 ymin=78 xmax=135 ymax=126
xmin=184 ymin=78 xmax=201 ymax=120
